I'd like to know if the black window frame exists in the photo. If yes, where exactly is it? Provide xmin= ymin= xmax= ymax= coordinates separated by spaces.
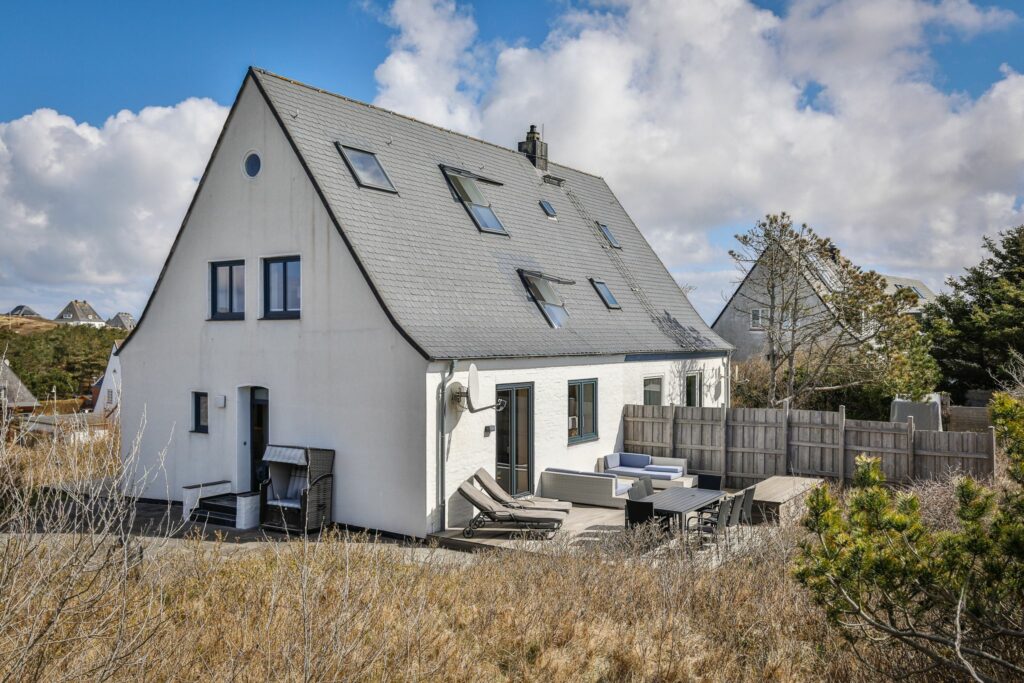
xmin=590 ymin=278 xmax=621 ymax=309
xmin=442 ymin=165 xmax=507 ymax=235
xmin=567 ymin=378 xmax=598 ymax=444
xmin=192 ymin=392 xmax=209 ymax=434
xmin=210 ymin=259 xmax=245 ymax=321
xmin=685 ymin=372 xmax=703 ymax=408
xmin=336 ymin=142 xmax=398 ymax=193
xmin=597 ymin=222 xmax=622 ymax=249
xmin=262 ymin=256 xmax=301 ymax=320
xmin=643 ymin=376 xmax=663 ymax=406
xmin=519 ymin=269 xmax=573 ymax=329
xmin=539 ymin=199 xmax=557 ymax=218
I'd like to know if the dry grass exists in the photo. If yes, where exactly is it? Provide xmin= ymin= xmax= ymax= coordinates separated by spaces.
xmin=0 ymin=426 xmax=879 ymax=682
xmin=0 ymin=315 xmax=58 ymax=335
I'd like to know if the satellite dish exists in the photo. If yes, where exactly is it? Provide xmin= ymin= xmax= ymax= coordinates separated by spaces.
xmin=467 ymin=363 xmax=480 ymax=411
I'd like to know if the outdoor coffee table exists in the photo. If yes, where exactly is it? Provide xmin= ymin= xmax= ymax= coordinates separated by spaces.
xmin=640 ymin=487 xmax=725 ymax=526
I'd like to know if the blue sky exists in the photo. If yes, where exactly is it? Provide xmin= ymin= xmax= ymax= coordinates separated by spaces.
xmin=2 ymin=0 xmax=1023 ymax=322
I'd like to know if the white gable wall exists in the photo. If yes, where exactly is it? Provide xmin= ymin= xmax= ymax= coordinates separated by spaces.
xmin=426 ymin=353 xmax=729 ymax=531
xmin=119 ymin=77 xmax=429 ymax=538
xmin=97 ymin=344 xmax=121 ymax=419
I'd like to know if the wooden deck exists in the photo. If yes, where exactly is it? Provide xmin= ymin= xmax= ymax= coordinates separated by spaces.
xmin=750 ymin=475 xmax=823 ymax=524
xmin=427 ymin=505 xmax=626 ymax=553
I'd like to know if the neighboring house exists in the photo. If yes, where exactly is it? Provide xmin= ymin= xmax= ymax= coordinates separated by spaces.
xmin=117 ymin=67 xmax=731 ymax=539
xmin=1 ymin=359 xmax=39 ymax=414
xmin=95 ymin=341 xmax=123 ymax=420
xmin=879 ymin=274 xmax=936 ymax=319
xmin=54 ymin=300 xmax=106 ymax=328
xmin=106 ymin=312 xmax=137 ymax=330
xmin=712 ymin=247 xmax=936 ymax=362
xmin=6 ymin=305 xmax=42 ymax=318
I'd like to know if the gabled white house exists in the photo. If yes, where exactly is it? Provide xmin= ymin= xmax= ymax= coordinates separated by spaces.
xmin=54 ymin=300 xmax=105 ymax=328
xmin=118 ymin=68 xmax=732 ymax=538
xmin=96 ymin=340 xmax=123 ymax=420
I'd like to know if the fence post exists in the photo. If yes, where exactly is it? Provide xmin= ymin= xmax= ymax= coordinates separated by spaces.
xmin=838 ymin=405 xmax=846 ymax=485
xmin=782 ymin=398 xmax=791 ymax=476
xmin=907 ymin=415 xmax=916 ymax=483
xmin=720 ymin=406 xmax=728 ymax=483
xmin=988 ymin=425 xmax=997 ymax=478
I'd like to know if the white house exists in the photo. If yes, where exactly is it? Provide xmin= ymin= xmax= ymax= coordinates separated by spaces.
xmin=96 ymin=341 xmax=122 ymax=420
xmin=118 ymin=68 xmax=732 ymax=539
xmin=54 ymin=300 xmax=106 ymax=328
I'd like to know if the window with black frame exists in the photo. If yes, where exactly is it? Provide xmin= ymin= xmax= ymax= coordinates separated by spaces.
xmin=210 ymin=260 xmax=244 ymax=320
xmin=192 ymin=392 xmax=209 ymax=433
xmin=263 ymin=256 xmax=300 ymax=319
xmin=568 ymin=379 xmax=598 ymax=443
xmin=643 ymin=377 xmax=663 ymax=406
xmin=443 ymin=167 xmax=506 ymax=234
xmin=685 ymin=372 xmax=702 ymax=407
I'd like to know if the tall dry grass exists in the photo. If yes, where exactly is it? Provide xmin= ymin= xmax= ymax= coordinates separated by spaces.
xmin=0 ymin=416 xmax=875 ymax=682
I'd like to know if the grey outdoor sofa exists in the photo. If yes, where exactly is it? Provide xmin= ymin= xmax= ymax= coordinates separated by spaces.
xmin=598 ymin=453 xmax=697 ymax=489
xmin=539 ymin=468 xmax=629 ymax=509
xmin=457 ymin=482 xmax=568 ymax=538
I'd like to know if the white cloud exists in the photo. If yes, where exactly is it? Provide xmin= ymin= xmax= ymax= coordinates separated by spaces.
xmin=0 ymin=99 xmax=227 ymax=318
xmin=372 ymin=0 xmax=1024 ymax=321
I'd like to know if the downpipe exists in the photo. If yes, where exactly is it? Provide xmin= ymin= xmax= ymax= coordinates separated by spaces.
xmin=436 ymin=360 xmax=456 ymax=532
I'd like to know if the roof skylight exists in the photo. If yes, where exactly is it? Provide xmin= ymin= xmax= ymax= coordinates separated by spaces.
xmin=597 ymin=223 xmax=621 ymax=249
xmin=590 ymin=279 xmax=620 ymax=309
xmin=337 ymin=144 xmax=397 ymax=192
xmin=521 ymin=270 xmax=571 ymax=328
xmin=445 ymin=169 xmax=506 ymax=234
xmin=539 ymin=200 xmax=557 ymax=218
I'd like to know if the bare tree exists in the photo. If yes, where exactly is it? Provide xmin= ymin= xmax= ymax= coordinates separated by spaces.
xmin=730 ymin=213 xmax=923 ymax=406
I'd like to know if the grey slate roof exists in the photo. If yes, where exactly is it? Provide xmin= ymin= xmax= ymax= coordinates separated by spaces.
xmin=879 ymin=274 xmax=937 ymax=312
xmin=55 ymin=300 xmax=103 ymax=324
xmin=0 ymin=361 xmax=38 ymax=408
xmin=106 ymin=312 xmax=136 ymax=330
xmin=251 ymin=68 xmax=728 ymax=359
xmin=6 ymin=305 xmax=40 ymax=317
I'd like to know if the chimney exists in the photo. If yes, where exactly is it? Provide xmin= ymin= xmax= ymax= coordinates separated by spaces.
xmin=518 ymin=124 xmax=548 ymax=171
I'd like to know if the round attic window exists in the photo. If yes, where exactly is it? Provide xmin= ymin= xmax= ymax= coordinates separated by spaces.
xmin=243 ymin=152 xmax=262 ymax=178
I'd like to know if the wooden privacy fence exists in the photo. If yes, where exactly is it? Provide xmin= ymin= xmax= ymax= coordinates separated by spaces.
xmin=622 ymin=405 xmax=996 ymax=488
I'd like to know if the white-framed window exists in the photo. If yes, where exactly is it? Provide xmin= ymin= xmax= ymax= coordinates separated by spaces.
xmin=750 ymin=308 xmax=768 ymax=330
xmin=684 ymin=372 xmax=702 ymax=408
xmin=643 ymin=376 xmax=663 ymax=406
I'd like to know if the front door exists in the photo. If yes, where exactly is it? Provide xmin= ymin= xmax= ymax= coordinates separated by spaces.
xmin=250 ymin=387 xmax=269 ymax=491
xmin=495 ymin=384 xmax=533 ymax=496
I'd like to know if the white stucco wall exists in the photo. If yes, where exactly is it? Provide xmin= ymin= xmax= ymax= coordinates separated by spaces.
xmin=118 ymin=77 xmax=429 ymax=538
xmin=426 ymin=353 xmax=729 ymax=530
xmin=97 ymin=344 xmax=121 ymax=419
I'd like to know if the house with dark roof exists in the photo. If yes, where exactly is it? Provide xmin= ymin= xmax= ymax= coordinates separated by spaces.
xmin=106 ymin=312 xmax=136 ymax=330
xmin=54 ymin=300 xmax=105 ymax=328
xmin=1 ymin=360 xmax=38 ymax=414
xmin=6 ymin=305 xmax=42 ymax=318
xmin=118 ymin=68 xmax=731 ymax=538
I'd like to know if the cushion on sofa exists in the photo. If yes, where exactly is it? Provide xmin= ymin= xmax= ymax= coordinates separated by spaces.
xmin=619 ymin=452 xmax=652 ymax=468
xmin=607 ymin=466 xmax=677 ymax=480
xmin=603 ymin=453 xmax=620 ymax=470
xmin=645 ymin=465 xmax=683 ymax=475
xmin=545 ymin=467 xmax=616 ymax=479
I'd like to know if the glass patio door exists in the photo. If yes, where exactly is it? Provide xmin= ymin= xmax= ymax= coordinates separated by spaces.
xmin=495 ymin=384 xmax=533 ymax=496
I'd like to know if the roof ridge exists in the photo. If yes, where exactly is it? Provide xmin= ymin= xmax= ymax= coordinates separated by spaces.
xmin=250 ymin=67 xmax=605 ymax=181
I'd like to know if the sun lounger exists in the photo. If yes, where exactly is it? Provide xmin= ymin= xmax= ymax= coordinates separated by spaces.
xmin=457 ymin=482 xmax=568 ymax=538
xmin=473 ymin=468 xmax=572 ymax=512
